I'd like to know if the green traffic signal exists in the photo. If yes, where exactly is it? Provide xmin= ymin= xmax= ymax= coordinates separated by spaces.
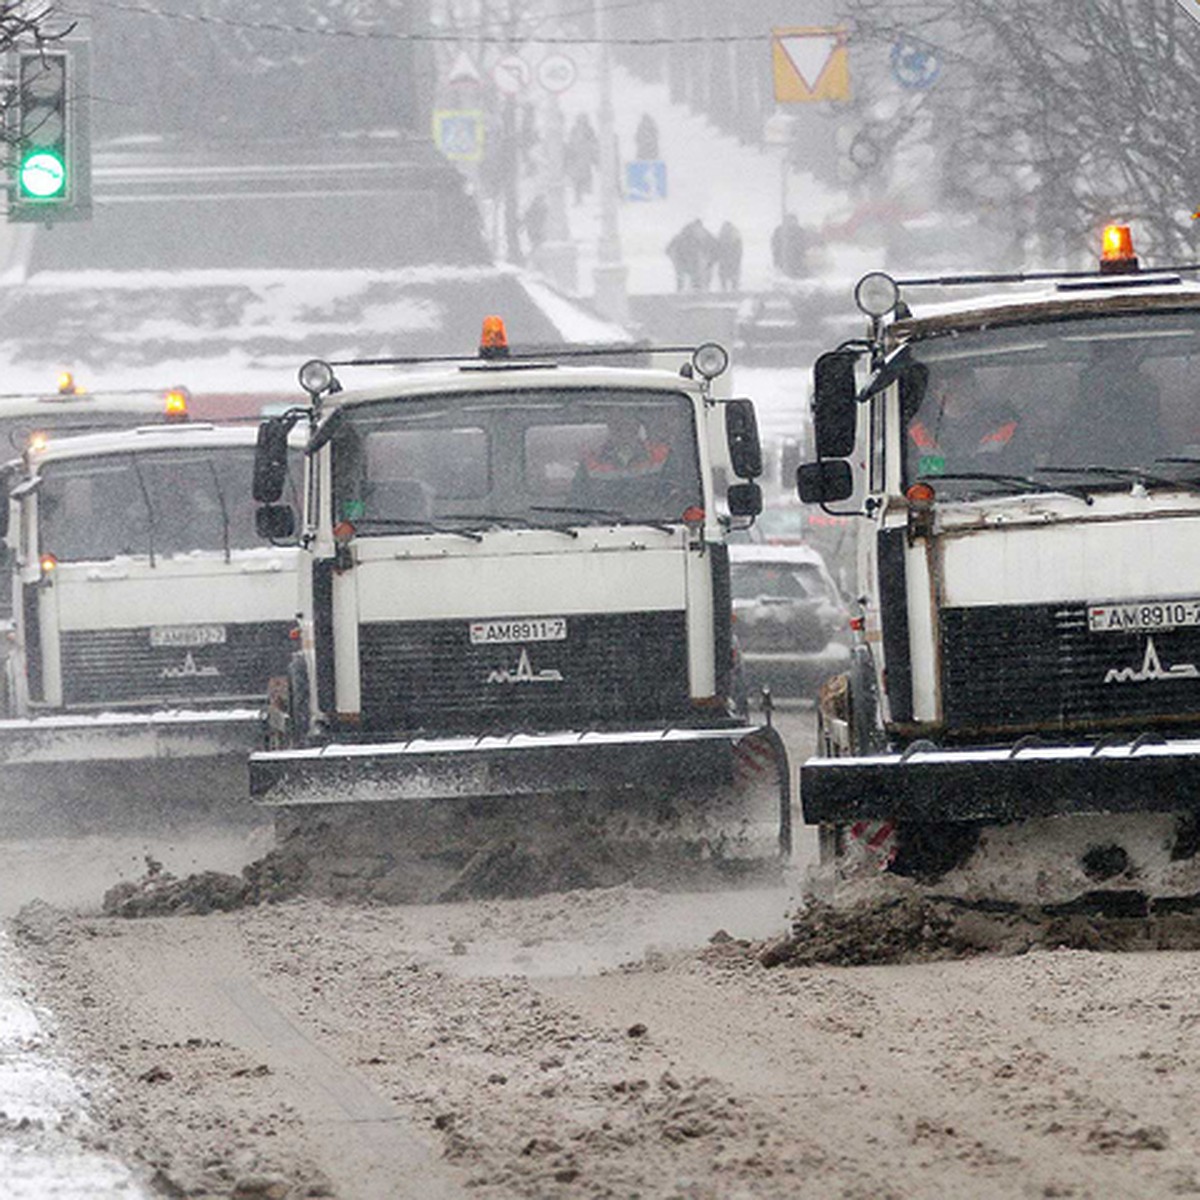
xmin=18 ymin=149 xmax=67 ymax=199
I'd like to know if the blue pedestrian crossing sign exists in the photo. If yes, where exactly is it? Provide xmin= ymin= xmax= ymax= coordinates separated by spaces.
xmin=433 ymin=109 xmax=485 ymax=162
xmin=625 ymin=159 xmax=667 ymax=202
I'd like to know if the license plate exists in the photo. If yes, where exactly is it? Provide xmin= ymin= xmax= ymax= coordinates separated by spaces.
xmin=469 ymin=617 xmax=567 ymax=645
xmin=1088 ymin=600 xmax=1200 ymax=633
xmin=150 ymin=624 xmax=227 ymax=648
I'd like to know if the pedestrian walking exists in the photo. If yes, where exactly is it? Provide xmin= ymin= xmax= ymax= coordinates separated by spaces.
xmin=565 ymin=113 xmax=599 ymax=204
xmin=634 ymin=112 xmax=660 ymax=161
xmin=771 ymin=212 xmax=812 ymax=279
xmin=666 ymin=219 xmax=719 ymax=292
xmin=716 ymin=221 xmax=743 ymax=292
xmin=522 ymin=193 xmax=548 ymax=254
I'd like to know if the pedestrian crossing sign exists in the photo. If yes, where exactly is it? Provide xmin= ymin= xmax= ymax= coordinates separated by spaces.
xmin=625 ymin=160 xmax=667 ymax=202
xmin=772 ymin=27 xmax=850 ymax=103
xmin=432 ymin=110 xmax=485 ymax=162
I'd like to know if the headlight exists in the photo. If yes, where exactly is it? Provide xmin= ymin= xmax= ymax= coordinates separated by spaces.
xmin=692 ymin=342 xmax=730 ymax=381
xmin=298 ymin=358 xmax=337 ymax=397
xmin=854 ymin=272 xmax=900 ymax=318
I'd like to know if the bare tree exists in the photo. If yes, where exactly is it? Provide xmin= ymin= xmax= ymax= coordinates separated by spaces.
xmin=844 ymin=0 xmax=1200 ymax=266
xmin=0 ymin=2 xmax=74 ymax=156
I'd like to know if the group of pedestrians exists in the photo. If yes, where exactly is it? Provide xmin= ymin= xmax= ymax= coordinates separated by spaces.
xmin=665 ymin=219 xmax=743 ymax=292
xmin=665 ymin=212 xmax=816 ymax=294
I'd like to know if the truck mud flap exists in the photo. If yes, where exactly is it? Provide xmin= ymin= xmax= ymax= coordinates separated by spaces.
xmin=802 ymin=736 xmax=1200 ymax=824
xmin=251 ymin=725 xmax=784 ymax=810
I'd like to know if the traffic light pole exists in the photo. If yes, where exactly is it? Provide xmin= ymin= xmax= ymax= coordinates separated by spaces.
xmin=592 ymin=0 xmax=629 ymax=325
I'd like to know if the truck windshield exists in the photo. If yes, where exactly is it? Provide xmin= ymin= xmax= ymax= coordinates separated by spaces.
xmin=903 ymin=311 xmax=1200 ymax=497
xmin=38 ymin=445 xmax=301 ymax=561
xmin=330 ymin=387 xmax=703 ymax=532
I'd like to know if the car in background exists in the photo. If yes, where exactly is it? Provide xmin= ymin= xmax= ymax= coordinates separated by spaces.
xmin=729 ymin=542 xmax=850 ymax=701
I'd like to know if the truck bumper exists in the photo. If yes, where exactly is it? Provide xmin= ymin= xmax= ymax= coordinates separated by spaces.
xmin=801 ymin=736 xmax=1200 ymax=824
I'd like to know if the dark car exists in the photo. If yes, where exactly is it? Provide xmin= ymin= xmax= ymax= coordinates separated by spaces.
xmin=730 ymin=542 xmax=850 ymax=701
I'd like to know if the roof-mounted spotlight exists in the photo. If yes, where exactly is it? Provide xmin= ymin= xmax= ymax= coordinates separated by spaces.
xmin=854 ymin=271 xmax=901 ymax=319
xmin=691 ymin=341 xmax=729 ymax=382
xmin=299 ymin=358 xmax=339 ymax=399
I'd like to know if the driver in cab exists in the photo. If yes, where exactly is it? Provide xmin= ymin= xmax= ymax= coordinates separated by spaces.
xmin=908 ymin=363 xmax=1020 ymax=473
xmin=580 ymin=410 xmax=669 ymax=482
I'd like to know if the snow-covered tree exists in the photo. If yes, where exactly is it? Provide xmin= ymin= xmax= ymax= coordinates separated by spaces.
xmin=844 ymin=0 xmax=1200 ymax=266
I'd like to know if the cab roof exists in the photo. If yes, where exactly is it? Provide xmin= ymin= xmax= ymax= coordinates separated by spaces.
xmin=886 ymin=272 xmax=1200 ymax=347
xmin=0 ymin=388 xmax=187 ymax=419
xmin=312 ymin=360 xmax=707 ymax=417
xmin=20 ymin=422 xmax=271 ymax=469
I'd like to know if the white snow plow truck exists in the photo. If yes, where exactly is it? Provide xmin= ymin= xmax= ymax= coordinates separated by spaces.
xmin=0 ymin=382 xmax=197 ymax=653
xmin=0 ymin=421 xmax=301 ymax=832
xmin=798 ymin=225 xmax=1200 ymax=914
xmin=248 ymin=321 xmax=791 ymax=899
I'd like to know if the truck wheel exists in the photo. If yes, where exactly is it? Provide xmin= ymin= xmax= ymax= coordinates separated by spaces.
xmin=814 ymin=681 xmax=851 ymax=868
xmin=889 ymin=821 xmax=979 ymax=882
xmin=817 ymin=821 xmax=843 ymax=866
xmin=287 ymin=656 xmax=311 ymax=747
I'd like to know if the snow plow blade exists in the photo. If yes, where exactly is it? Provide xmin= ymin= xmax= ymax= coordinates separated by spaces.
xmin=802 ymin=735 xmax=1200 ymax=825
xmin=0 ymin=709 xmax=266 ymax=835
xmin=0 ymin=708 xmax=265 ymax=765
xmin=253 ymin=725 xmax=790 ymax=845
xmin=250 ymin=725 xmax=791 ymax=900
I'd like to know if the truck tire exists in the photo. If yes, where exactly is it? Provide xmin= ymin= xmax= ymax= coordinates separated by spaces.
xmin=287 ymin=655 xmax=311 ymax=747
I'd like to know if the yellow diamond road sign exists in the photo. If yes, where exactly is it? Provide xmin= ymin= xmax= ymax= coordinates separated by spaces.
xmin=772 ymin=26 xmax=850 ymax=103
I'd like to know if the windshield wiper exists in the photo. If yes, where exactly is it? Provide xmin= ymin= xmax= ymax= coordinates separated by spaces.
xmin=353 ymin=516 xmax=483 ymax=543
xmin=443 ymin=512 xmax=579 ymax=539
xmin=530 ymin=504 xmax=675 ymax=535
xmin=130 ymin=457 xmax=157 ymax=566
xmin=206 ymin=458 xmax=232 ymax=563
xmin=918 ymin=472 xmax=1094 ymax=503
xmin=1039 ymin=465 xmax=1200 ymax=495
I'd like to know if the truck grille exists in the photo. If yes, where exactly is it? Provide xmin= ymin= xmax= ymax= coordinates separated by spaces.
xmin=61 ymin=622 xmax=292 ymax=708
xmin=941 ymin=603 xmax=1200 ymax=731
xmin=358 ymin=611 xmax=691 ymax=734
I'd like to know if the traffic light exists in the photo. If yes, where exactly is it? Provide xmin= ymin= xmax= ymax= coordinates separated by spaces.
xmin=8 ymin=42 xmax=91 ymax=223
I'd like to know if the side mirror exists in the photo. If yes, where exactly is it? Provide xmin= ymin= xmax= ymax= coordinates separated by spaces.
xmin=724 ymin=399 xmax=763 ymax=480
xmin=798 ymin=460 xmax=853 ymax=504
xmin=253 ymin=417 xmax=294 ymax=504
xmin=0 ymin=466 xmax=18 ymax=542
xmin=727 ymin=481 xmax=763 ymax=518
xmin=812 ymin=350 xmax=859 ymax=459
xmin=256 ymin=503 xmax=296 ymax=541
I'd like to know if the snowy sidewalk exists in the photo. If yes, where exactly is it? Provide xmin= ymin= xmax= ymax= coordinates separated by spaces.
xmin=0 ymin=929 xmax=147 ymax=1198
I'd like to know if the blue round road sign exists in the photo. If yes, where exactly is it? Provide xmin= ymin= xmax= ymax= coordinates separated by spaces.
xmin=890 ymin=37 xmax=941 ymax=90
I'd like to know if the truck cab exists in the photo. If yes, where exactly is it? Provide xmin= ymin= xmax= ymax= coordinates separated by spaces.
xmin=797 ymin=228 xmax=1200 ymax=903
xmin=0 ymin=422 xmax=302 ymax=829
xmin=247 ymin=329 xmax=790 ymax=898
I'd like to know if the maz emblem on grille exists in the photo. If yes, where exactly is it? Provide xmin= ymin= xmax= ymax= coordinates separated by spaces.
xmin=486 ymin=647 xmax=563 ymax=685
xmin=162 ymin=652 xmax=221 ymax=680
xmin=1104 ymin=637 xmax=1200 ymax=684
